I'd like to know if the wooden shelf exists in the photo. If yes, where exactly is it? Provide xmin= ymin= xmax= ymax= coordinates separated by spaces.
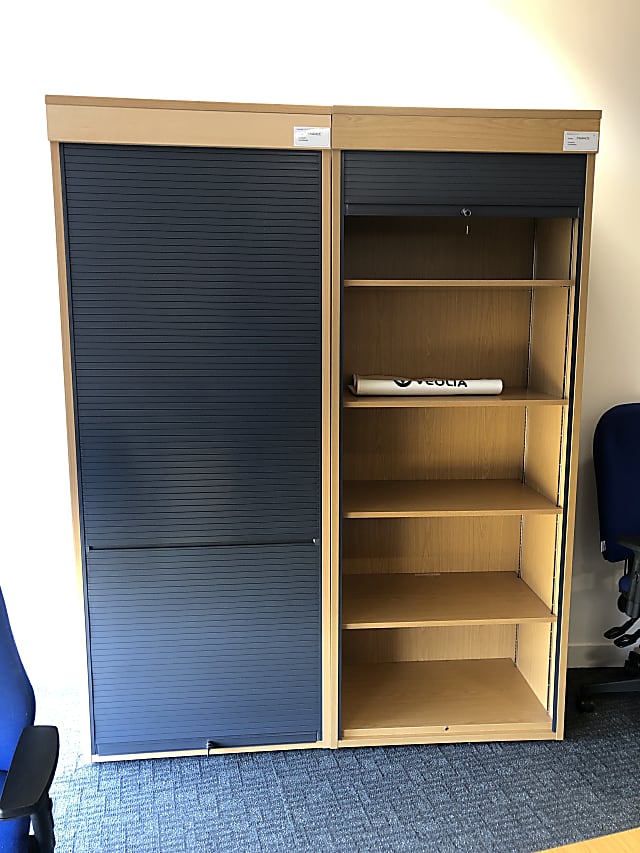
xmin=343 ymin=388 xmax=569 ymax=408
xmin=342 ymin=572 xmax=556 ymax=629
xmin=344 ymin=278 xmax=572 ymax=289
xmin=342 ymin=479 xmax=561 ymax=518
xmin=341 ymin=659 xmax=552 ymax=739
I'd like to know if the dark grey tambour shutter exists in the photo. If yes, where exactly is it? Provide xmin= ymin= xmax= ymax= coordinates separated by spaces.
xmin=343 ymin=151 xmax=587 ymax=210
xmin=62 ymin=143 xmax=322 ymax=548
xmin=61 ymin=143 xmax=323 ymax=752
xmin=86 ymin=544 xmax=321 ymax=754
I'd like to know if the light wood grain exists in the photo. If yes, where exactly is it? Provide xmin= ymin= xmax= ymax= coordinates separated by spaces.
xmin=344 ymin=279 xmax=571 ymax=288
xmin=329 ymin=150 xmax=342 ymax=749
xmin=46 ymin=104 xmax=331 ymax=148
xmin=92 ymin=741 xmax=326 ymax=762
xmin=342 ymin=516 xmax=521 ymax=575
xmin=51 ymin=143 xmax=83 ymax=595
xmin=343 ymin=480 xmax=562 ymax=518
xmin=344 ymin=216 xmax=535 ymax=280
xmin=343 ymin=287 xmax=532 ymax=387
xmin=517 ymin=622 xmax=553 ymax=709
xmin=332 ymin=105 xmax=601 ymax=119
xmin=339 ymin=728 xmax=555 ymax=747
xmin=535 ymin=218 xmax=574 ymax=280
xmin=524 ymin=406 xmax=564 ymax=504
xmin=529 ymin=287 xmax=573 ymax=398
xmin=521 ymin=515 xmax=560 ymax=610
xmin=341 ymin=660 xmax=552 ymax=737
xmin=343 ymin=407 xmax=525 ymax=481
xmin=332 ymin=113 xmax=600 ymax=153
xmin=46 ymin=97 xmax=599 ymax=120
xmin=342 ymin=624 xmax=516 ymax=663
xmin=344 ymin=389 xmax=568 ymax=408
xmin=541 ymin=827 xmax=640 ymax=852
xmin=320 ymin=150 xmax=332 ymax=748
xmin=342 ymin=572 xmax=555 ymax=628
xmin=45 ymin=94 xmax=332 ymax=113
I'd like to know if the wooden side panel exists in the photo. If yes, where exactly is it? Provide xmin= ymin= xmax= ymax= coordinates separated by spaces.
xmin=342 ymin=516 xmax=522 ymax=575
xmin=343 ymin=408 xmax=526 ymax=481
xmin=524 ymin=407 xmax=564 ymax=504
xmin=47 ymin=104 xmax=331 ymax=149
xmin=535 ymin=218 xmax=574 ymax=280
xmin=50 ymin=144 xmax=83 ymax=599
xmin=320 ymin=150 xmax=332 ymax=747
xmin=329 ymin=151 xmax=342 ymax=749
xmin=517 ymin=622 xmax=553 ymax=709
xmin=520 ymin=515 xmax=559 ymax=610
xmin=332 ymin=113 xmax=600 ymax=153
xmin=529 ymin=287 xmax=572 ymax=397
xmin=342 ymin=625 xmax=516 ymax=662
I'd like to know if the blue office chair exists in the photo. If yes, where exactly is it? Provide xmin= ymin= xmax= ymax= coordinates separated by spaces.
xmin=578 ymin=403 xmax=640 ymax=711
xmin=0 ymin=587 xmax=59 ymax=852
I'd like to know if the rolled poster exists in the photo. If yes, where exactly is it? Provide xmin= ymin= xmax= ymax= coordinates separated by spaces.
xmin=350 ymin=375 xmax=503 ymax=396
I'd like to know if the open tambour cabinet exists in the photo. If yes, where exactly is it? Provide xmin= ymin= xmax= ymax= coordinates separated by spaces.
xmin=330 ymin=108 xmax=600 ymax=748
xmin=47 ymin=97 xmax=600 ymax=758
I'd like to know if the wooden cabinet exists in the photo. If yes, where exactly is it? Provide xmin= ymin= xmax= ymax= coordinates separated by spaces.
xmin=47 ymin=97 xmax=599 ymax=758
xmin=48 ymin=100 xmax=332 ymax=759
xmin=334 ymin=131 xmax=598 ymax=747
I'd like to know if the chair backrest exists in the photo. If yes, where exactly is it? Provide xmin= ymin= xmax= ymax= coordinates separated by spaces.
xmin=593 ymin=403 xmax=640 ymax=563
xmin=0 ymin=587 xmax=35 ymax=772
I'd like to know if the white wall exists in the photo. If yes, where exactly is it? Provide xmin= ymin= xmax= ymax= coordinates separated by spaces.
xmin=1 ymin=0 xmax=638 ymax=687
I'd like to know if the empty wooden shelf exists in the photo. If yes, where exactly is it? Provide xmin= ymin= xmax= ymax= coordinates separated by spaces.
xmin=341 ymin=660 xmax=553 ymax=742
xmin=342 ymin=572 xmax=556 ymax=629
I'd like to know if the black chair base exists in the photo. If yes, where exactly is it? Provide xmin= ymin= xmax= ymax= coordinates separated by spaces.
xmin=577 ymin=651 xmax=640 ymax=711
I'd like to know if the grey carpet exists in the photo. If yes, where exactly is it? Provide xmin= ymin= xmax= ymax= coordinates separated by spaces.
xmin=36 ymin=672 xmax=640 ymax=852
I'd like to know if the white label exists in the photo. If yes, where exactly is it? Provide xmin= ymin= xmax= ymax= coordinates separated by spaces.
xmin=293 ymin=126 xmax=331 ymax=148
xmin=563 ymin=131 xmax=599 ymax=152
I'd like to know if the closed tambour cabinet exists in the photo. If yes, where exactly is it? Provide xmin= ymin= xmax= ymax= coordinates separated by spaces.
xmin=48 ymin=98 xmax=600 ymax=757
xmin=49 ymin=103 xmax=331 ymax=759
